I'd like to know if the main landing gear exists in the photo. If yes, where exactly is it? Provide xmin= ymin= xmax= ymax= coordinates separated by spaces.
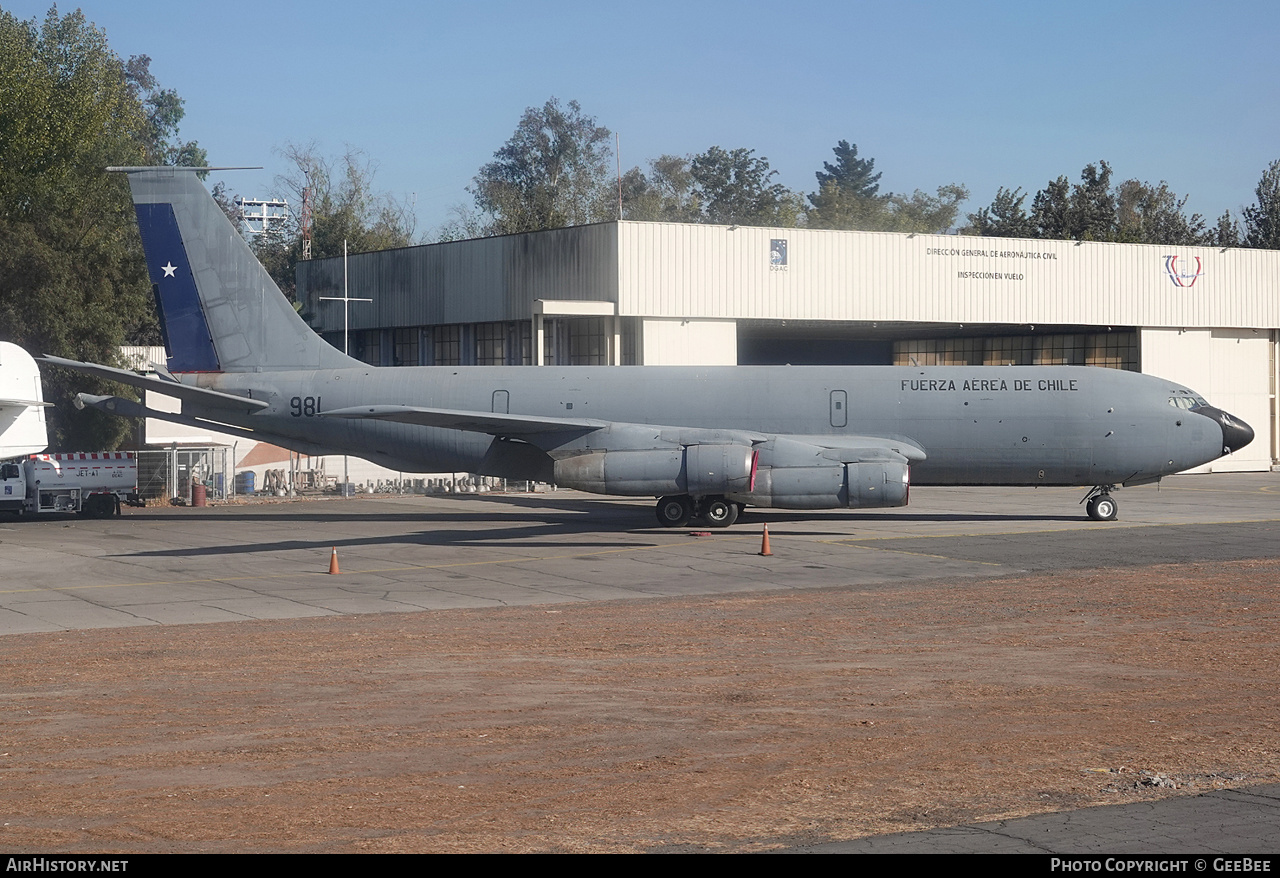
xmin=655 ymin=494 xmax=742 ymax=528
xmin=1082 ymin=486 xmax=1118 ymax=521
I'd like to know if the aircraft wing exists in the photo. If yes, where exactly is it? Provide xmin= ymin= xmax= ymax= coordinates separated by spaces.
xmin=321 ymin=404 xmax=607 ymax=437
xmin=804 ymin=435 xmax=927 ymax=462
xmin=322 ymin=405 xmax=928 ymax=462
xmin=39 ymin=355 xmax=268 ymax=413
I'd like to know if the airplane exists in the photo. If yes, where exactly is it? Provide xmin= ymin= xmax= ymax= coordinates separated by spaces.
xmin=45 ymin=167 xmax=1254 ymax=527
xmin=0 ymin=341 xmax=51 ymax=459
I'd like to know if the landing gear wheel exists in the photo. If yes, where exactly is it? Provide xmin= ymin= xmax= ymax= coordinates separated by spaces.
xmin=655 ymin=495 xmax=694 ymax=528
xmin=702 ymin=497 xmax=739 ymax=528
xmin=1086 ymin=494 xmax=1118 ymax=521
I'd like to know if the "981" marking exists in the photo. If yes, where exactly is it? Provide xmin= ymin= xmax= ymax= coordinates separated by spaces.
xmin=290 ymin=396 xmax=321 ymax=417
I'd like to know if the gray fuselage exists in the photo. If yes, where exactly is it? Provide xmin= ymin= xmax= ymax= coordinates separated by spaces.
xmin=192 ymin=363 xmax=1227 ymax=489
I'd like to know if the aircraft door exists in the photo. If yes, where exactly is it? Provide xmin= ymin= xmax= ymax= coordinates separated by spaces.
xmin=830 ymin=390 xmax=847 ymax=428
xmin=492 ymin=390 xmax=509 ymax=414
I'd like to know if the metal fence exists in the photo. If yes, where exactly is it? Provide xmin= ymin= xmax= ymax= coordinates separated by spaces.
xmin=135 ymin=446 xmax=234 ymax=502
xmin=133 ymin=446 xmax=544 ymax=503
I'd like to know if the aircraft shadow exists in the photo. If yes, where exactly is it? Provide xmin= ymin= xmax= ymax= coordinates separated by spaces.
xmin=114 ymin=523 xmax=649 ymax=559
xmin=104 ymin=500 xmax=1088 ymax=561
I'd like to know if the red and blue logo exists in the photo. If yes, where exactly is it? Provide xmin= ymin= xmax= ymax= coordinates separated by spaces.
xmin=1164 ymin=255 xmax=1203 ymax=287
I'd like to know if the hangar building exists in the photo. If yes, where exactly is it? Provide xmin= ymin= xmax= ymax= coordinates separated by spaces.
xmin=297 ymin=222 xmax=1280 ymax=474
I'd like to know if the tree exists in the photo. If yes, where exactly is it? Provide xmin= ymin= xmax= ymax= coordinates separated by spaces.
xmin=0 ymin=7 xmax=204 ymax=450
xmin=434 ymin=202 xmax=488 ymax=243
xmin=806 ymin=141 xmax=965 ymax=233
xmin=1113 ymin=180 xmax=1206 ymax=245
xmin=962 ymin=186 xmax=1035 ymax=238
xmin=1071 ymin=161 xmax=1115 ymax=241
xmin=805 ymin=180 xmax=883 ymax=230
xmin=689 ymin=146 xmax=801 ymax=227
xmin=974 ymin=163 xmax=1219 ymax=245
xmin=1242 ymin=159 xmax=1280 ymax=249
xmin=813 ymin=140 xmax=882 ymax=199
xmin=124 ymin=54 xmax=207 ymax=168
xmin=211 ymin=180 xmax=244 ymax=227
xmin=806 ymin=140 xmax=886 ymax=229
xmin=469 ymin=98 xmax=615 ymax=234
xmin=881 ymin=184 xmax=970 ymax=233
xmin=809 ymin=181 xmax=967 ymax=234
xmin=240 ymin=143 xmax=417 ymax=298
xmin=1030 ymin=175 xmax=1072 ymax=239
xmin=620 ymin=154 xmax=702 ymax=222
xmin=1210 ymin=210 xmax=1241 ymax=248
xmin=1028 ymin=163 xmax=1115 ymax=241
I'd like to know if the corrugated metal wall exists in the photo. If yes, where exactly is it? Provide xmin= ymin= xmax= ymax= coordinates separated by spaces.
xmin=300 ymin=224 xmax=619 ymax=332
xmin=616 ymin=223 xmax=1280 ymax=329
xmin=298 ymin=221 xmax=1279 ymax=331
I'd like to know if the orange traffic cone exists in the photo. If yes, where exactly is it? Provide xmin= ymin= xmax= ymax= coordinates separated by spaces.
xmin=328 ymin=546 xmax=341 ymax=575
xmin=758 ymin=524 xmax=773 ymax=556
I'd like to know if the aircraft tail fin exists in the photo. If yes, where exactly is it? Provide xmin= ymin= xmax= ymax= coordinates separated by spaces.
xmin=0 ymin=342 xmax=50 ymax=458
xmin=110 ymin=167 xmax=359 ymax=373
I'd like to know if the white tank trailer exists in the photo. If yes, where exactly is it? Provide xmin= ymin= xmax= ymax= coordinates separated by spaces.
xmin=0 ymin=453 xmax=141 ymax=517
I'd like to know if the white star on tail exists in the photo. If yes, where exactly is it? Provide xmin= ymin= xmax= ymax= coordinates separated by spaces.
xmin=162 ymin=262 xmax=176 ymax=277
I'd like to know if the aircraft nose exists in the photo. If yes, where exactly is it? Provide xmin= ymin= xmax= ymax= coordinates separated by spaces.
xmin=1192 ymin=406 xmax=1255 ymax=455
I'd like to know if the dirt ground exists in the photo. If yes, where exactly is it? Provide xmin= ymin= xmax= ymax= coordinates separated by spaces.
xmin=1 ymin=559 xmax=1278 ymax=853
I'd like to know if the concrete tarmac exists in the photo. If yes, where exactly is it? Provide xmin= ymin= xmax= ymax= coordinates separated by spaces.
xmin=797 ymin=784 xmax=1280 ymax=854
xmin=2 ymin=471 xmax=1278 ymax=854
xmin=1 ymin=472 xmax=1277 ymax=636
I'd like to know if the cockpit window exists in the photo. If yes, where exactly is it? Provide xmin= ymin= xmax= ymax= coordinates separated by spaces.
xmin=1168 ymin=391 xmax=1209 ymax=409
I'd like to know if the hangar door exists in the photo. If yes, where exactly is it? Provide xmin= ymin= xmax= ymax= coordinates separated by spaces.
xmin=1140 ymin=328 xmax=1275 ymax=473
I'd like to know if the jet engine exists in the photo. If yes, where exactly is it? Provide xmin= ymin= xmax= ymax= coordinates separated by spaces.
xmin=552 ymin=443 xmax=756 ymax=496
xmin=725 ymin=437 xmax=910 ymax=509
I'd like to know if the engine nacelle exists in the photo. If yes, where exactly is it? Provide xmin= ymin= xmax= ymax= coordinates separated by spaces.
xmin=845 ymin=459 xmax=910 ymax=508
xmin=736 ymin=464 xmax=845 ymax=509
xmin=723 ymin=438 xmax=911 ymax=509
xmin=553 ymin=444 xmax=755 ymax=496
xmin=730 ymin=459 xmax=909 ymax=509
xmin=684 ymin=443 xmax=755 ymax=495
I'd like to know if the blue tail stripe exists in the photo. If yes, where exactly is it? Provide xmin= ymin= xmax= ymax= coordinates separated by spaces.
xmin=134 ymin=203 xmax=221 ymax=372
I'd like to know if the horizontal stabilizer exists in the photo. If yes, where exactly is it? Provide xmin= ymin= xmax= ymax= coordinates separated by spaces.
xmin=41 ymin=356 xmax=268 ymax=412
xmin=75 ymin=394 xmax=338 ymax=456
xmin=0 ymin=398 xmax=51 ymax=408
xmin=321 ymin=404 xmax=605 ymax=437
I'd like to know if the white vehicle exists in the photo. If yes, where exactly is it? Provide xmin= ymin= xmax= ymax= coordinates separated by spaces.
xmin=0 ymin=453 xmax=140 ymax=517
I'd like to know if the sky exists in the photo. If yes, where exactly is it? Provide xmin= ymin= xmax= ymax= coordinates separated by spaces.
xmin=7 ymin=0 xmax=1279 ymax=237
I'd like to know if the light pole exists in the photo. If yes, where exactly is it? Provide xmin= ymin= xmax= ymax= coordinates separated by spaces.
xmin=319 ymin=240 xmax=373 ymax=356
xmin=318 ymin=240 xmax=372 ymax=495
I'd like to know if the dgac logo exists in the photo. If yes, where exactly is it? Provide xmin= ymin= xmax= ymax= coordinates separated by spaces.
xmin=1164 ymin=254 xmax=1203 ymax=287
xmin=770 ymin=239 xmax=788 ymax=270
